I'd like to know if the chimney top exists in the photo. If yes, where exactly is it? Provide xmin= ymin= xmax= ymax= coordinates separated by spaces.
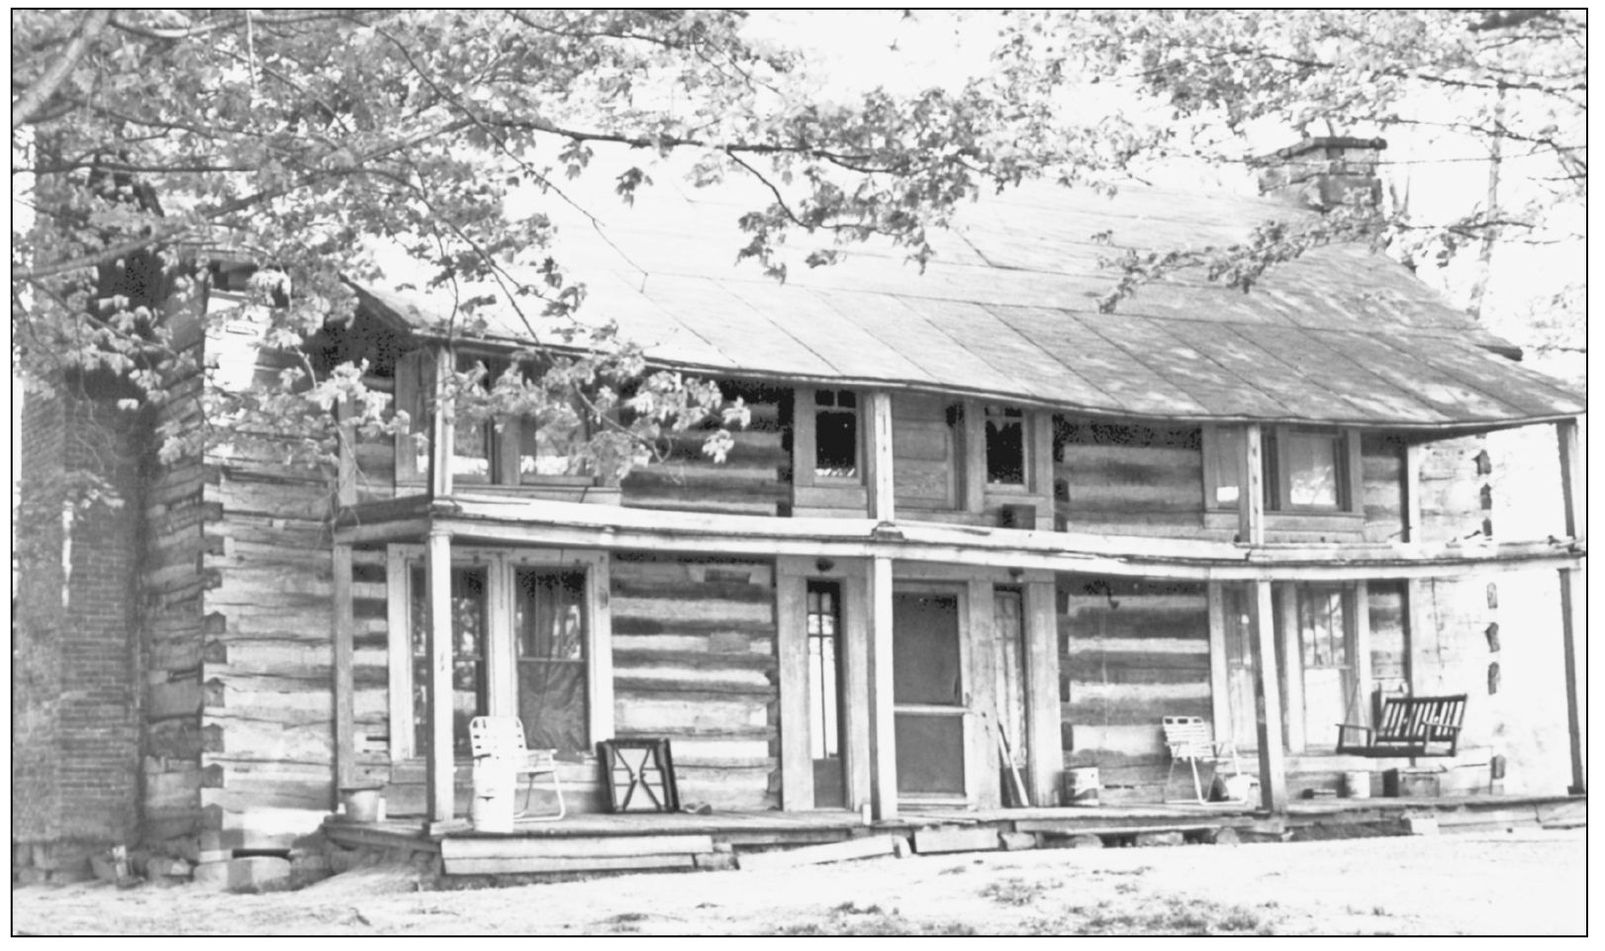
xmin=1256 ymin=136 xmax=1387 ymax=212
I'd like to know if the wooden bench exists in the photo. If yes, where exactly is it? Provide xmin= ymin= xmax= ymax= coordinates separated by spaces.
xmin=1336 ymin=694 xmax=1467 ymax=758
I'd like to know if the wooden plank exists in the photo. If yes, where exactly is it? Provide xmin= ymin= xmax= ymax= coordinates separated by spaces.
xmin=425 ymin=529 xmax=453 ymax=822
xmin=842 ymin=563 xmax=874 ymax=814
xmin=1402 ymin=441 xmax=1423 ymax=543
xmin=1278 ymin=585 xmax=1304 ymax=752
xmin=1352 ymin=580 xmax=1372 ymax=729
xmin=1239 ymin=424 xmax=1265 ymax=545
xmin=1023 ymin=581 xmax=1062 ymax=807
xmin=386 ymin=546 xmax=412 ymax=761
xmin=1558 ymin=568 xmax=1585 ymax=793
xmin=866 ymin=391 xmax=894 ymax=521
xmin=869 ymin=556 xmax=896 ymax=820
xmin=776 ymin=572 xmax=813 ymax=811
xmin=962 ymin=400 xmax=986 ymax=514
xmin=738 ymin=834 xmax=905 ymax=870
xmin=968 ymin=578 xmax=1000 ymax=809
xmin=440 ymin=834 xmax=713 ymax=861
xmin=1249 ymin=580 xmax=1287 ymax=812
xmin=443 ymin=853 xmax=697 ymax=876
xmin=332 ymin=543 xmax=355 ymax=798
xmin=792 ymin=386 xmax=816 ymax=488
xmin=1206 ymin=583 xmax=1230 ymax=743
xmin=912 ymin=827 xmax=999 ymax=854
xmin=1556 ymin=418 xmax=1583 ymax=539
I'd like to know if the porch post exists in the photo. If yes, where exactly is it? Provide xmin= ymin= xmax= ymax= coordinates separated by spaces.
xmin=1238 ymin=424 xmax=1266 ymax=545
xmin=1022 ymin=580 xmax=1063 ymax=806
xmin=332 ymin=542 xmax=356 ymax=799
xmin=1248 ymin=580 xmax=1288 ymax=812
xmin=867 ymin=555 xmax=898 ymax=820
xmin=430 ymin=346 xmax=454 ymax=499
xmin=1555 ymin=417 xmax=1585 ymax=793
xmin=775 ymin=566 xmax=814 ymax=811
xmin=425 ymin=527 xmax=455 ymax=823
xmin=865 ymin=391 xmax=895 ymax=521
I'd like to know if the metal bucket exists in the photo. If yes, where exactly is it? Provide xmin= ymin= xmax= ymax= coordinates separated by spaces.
xmin=470 ymin=758 xmax=515 ymax=833
xmin=1343 ymin=770 xmax=1372 ymax=800
xmin=343 ymin=788 xmax=382 ymax=824
xmin=1066 ymin=767 xmax=1100 ymax=807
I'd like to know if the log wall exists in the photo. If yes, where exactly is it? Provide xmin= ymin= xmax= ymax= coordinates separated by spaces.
xmin=1054 ymin=421 xmax=1217 ymax=538
xmin=1058 ymin=575 xmax=1213 ymax=802
xmin=610 ymin=554 xmax=780 ymax=811
xmin=621 ymin=383 xmax=789 ymax=517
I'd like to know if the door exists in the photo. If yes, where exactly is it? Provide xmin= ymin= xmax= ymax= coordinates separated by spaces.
xmin=892 ymin=590 xmax=968 ymax=798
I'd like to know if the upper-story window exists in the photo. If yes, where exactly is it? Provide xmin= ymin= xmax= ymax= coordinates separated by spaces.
xmin=814 ymin=389 xmax=859 ymax=480
xmin=1206 ymin=425 xmax=1358 ymax=514
xmin=985 ymin=405 xmax=1027 ymax=486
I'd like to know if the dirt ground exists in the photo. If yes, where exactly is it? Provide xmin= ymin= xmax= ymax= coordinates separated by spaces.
xmin=9 ymin=827 xmax=1585 ymax=936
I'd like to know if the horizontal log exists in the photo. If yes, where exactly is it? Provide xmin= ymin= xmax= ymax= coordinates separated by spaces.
xmin=611 ymin=633 xmax=772 ymax=656
xmin=444 ymin=854 xmax=696 ymax=876
xmin=611 ymin=579 xmax=773 ymax=604
xmin=621 ymin=497 xmax=780 ymax=517
xmin=1063 ymin=664 xmax=1211 ymax=685
xmin=613 ymin=648 xmax=776 ymax=672
xmin=441 ymin=835 xmax=713 ymax=861
xmin=611 ymin=595 xmax=773 ymax=626
xmin=615 ymin=698 xmax=770 ymax=734
xmin=1063 ymin=696 xmax=1211 ymax=726
xmin=614 ymin=678 xmax=776 ymax=700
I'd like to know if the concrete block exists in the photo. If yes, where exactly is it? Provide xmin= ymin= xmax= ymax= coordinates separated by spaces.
xmin=693 ymin=852 xmax=739 ymax=871
xmin=912 ymin=827 xmax=1000 ymax=855
xmin=228 ymin=856 xmax=292 ymax=890
xmin=1134 ymin=831 xmax=1185 ymax=848
xmin=999 ymin=832 xmax=1038 ymax=852
xmin=1406 ymin=817 xmax=1440 ymax=836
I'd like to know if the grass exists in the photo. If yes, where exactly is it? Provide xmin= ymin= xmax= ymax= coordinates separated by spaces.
xmin=980 ymin=876 xmax=1056 ymax=907
xmin=1069 ymin=897 xmax=1275 ymax=936
xmin=775 ymin=901 xmax=978 ymax=936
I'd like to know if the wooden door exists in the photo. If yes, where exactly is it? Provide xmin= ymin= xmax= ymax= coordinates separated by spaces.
xmin=892 ymin=591 xmax=967 ymax=798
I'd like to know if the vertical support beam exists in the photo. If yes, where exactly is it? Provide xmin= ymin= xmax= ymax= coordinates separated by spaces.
xmin=1556 ymin=417 xmax=1584 ymax=541
xmin=1206 ymin=583 xmax=1231 ymax=741
xmin=1402 ymin=441 xmax=1423 ymax=543
xmin=1247 ymin=580 xmax=1287 ymax=813
xmin=1352 ymin=581 xmax=1372 ymax=728
xmin=385 ymin=546 xmax=412 ymax=761
xmin=867 ymin=556 xmax=897 ymax=820
xmin=1279 ymin=585 xmax=1305 ymax=753
xmin=425 ymin=528 xmax=455 ymax=823
xmin=1238 ymin=424 xmax=1266 ymax=545
xmin=486 ymin=558 xmax=514 ymax=717
xmin=962 ymin=400 xmax=986 ymax=515
xmin=865 ymin=391 xmax=895 ymax=521
xmin=1557 ymin=567 xmax=1586 ymax=794
xmin=842 ymin=562 xmax=873 ymax=814
xmin=791 ymin=387 xmax=817 ymax=489
xmin=429 ymin=347 xmax=454 ymax=499
xmin=587 ymin=554 xmax=615 ymax=747
xmin=1030 ymin=412 xmax=1054 ymax=526
xmin=966 ymin=579 xmax=1000 ymax=809
xmin=1023 ymin=580 xmax=1063 ymax=807
xmin=332 ymin=542 xmax=356 ymax=797
xmin=775 ymin=570 xmax=814 ymax=810
xmin=335 ymin=399 xmax=357 ymax=508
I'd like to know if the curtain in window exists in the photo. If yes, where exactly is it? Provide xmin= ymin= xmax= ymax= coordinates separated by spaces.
xmin=515 ymin=569 xmax=589 ymax=752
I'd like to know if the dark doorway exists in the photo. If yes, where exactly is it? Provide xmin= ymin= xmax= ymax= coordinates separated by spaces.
xmin=892 ymin=591 xmax=966 ymax=797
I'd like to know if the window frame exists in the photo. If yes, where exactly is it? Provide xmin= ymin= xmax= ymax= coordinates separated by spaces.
xmin=811 ymin=389 xmax=862 ymax=484
xmin=1202 ymin=424 xmax=1363 ymax=517
xmin=386 ymin=545 xmax=610 ymax=762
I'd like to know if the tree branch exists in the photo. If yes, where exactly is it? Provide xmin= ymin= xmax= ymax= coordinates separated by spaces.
xmin=12 ymin=9 xmax=110 ymax=129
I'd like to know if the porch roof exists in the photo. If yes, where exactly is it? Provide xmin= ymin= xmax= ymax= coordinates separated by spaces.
xmin=352 ymin=160 xmax=1584 ymax=433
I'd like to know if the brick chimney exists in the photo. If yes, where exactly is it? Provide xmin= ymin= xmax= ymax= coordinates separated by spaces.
xmin=1256 ymin=136 xmax=1386 ymax=211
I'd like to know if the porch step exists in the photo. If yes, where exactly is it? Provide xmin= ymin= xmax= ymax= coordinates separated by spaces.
xmin=440 ymin=834 xmax=713 ymax=876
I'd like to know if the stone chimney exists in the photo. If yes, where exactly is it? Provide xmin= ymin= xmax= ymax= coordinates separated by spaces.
xmin=1256 ymin=136 xmax=1386 ymax=211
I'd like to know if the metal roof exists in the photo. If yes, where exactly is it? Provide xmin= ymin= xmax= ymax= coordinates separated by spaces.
xmin=354 ymin=160 xmax=1583 ymax=431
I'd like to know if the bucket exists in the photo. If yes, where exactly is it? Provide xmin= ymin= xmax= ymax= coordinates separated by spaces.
xmin=343 ymin=788 xmax=382 ymax=824
xmin=1066 ymin=767 xmax=1100 ymax=807
xmin=1343 ymin=770 xmax=1372 ymax=800
xmin=471 ymin=758 xmax=516 ymax=833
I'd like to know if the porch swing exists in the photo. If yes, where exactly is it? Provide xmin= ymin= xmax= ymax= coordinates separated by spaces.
xmin=1335 ymin=687 xmax=1467 ymax=759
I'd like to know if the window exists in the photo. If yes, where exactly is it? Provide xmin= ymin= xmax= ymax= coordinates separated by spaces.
xmin=1205 ymin=425 xmax=1357 ymax=514
xmin=518 ymin=413 xmax=588 ymax=480
xmin=814 ymin=390 xmax=859 ymax=480
xmin=514 ymin=569 xmax=589 ymax=752
xmin=985 ymin=406 xmax=1026 ymax=486
xmin=390 ymin=548 xmax=605 ymax=762
xmin=805 ymin=582 xmax=845 ymax=761
xmin=408 ymin=564 xmax=488 ymax=757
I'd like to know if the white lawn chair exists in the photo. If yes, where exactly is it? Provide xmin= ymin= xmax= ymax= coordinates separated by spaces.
xmin=1162 ymin=715 xmax=1242 ymax=804
xmin=468 ymin=716 xmax=565 ymax=821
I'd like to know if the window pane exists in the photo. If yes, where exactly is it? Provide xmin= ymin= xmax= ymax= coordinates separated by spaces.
xmin=452 ymin=420 xmax=492 ymax=483
xmin=515 ymin=569 xmax=589 ymax=752
xmin=1287 ymin=433 xmax=1339 ymax=507
xmin=985 ymin=407 xmax=1025 ymax=485
xmin=816 ymin=406 xmax=858 ymax=478
xmin=520 ymin=414 xmax=588 ymax=479
xmin=410 ymin=564 xmax=488 ymax=757
xmin=806 ymin=581 xmax=845 ymax=760
xmin=1213 ymin=428 xmax=1244 ymax=506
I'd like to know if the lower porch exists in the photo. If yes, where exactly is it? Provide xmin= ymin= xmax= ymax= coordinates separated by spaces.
xmin=322 ymin=793 xmax=1585 ymax=878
